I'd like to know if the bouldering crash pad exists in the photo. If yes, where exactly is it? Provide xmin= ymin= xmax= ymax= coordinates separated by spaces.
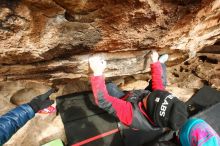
xmin=56 ymin=91 xmax=124 ymax=146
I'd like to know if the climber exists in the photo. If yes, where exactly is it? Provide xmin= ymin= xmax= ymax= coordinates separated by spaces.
xmin=0 ymin=89 xmax=55 ymax=145
xmin=89 ymin=50 xmax=220 ymax=146
xmin=89 ymin=50 xmax=187 ymax=131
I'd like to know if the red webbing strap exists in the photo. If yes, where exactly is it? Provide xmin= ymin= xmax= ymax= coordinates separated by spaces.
xmin=71 ymin=128 xmax=119 ymax=146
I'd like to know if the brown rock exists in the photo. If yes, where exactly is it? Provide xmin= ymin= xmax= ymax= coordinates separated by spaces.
xmin=0 ymin=0 xmax=220 ymax=145
xmin=0 ymin=0 xmax=219 ymax=66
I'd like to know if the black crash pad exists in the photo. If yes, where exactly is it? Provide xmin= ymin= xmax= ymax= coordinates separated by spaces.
xmin=56 ymin=91 xmax=165 ymax=146
xmin=187 ymin=85 xmax=220 ymax=135
xmin=186 ymin=85 xmax=220 ymax=116
xmin=56 ymin=91 xmax=124 ymax=146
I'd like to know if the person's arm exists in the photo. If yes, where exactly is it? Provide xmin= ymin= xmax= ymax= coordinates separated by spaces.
xmin=89 ymin=56 xmax=133 ymax=126
xmin=151 ymin=62 xmax=164 ymax=90
xmin=150 ymin=50 xmax=164 ymax=91
xmin=0 ymin=89 xmax=55 ymax=145
xmin=0 ymin=104 xmax=34 ymax=145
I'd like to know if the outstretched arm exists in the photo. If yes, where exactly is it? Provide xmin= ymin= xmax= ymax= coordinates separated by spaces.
xmin=0 ymin=89 xmax=55 ymax=145
xmin=89 ymin=56 xmax=133 ymax=126
xmin=0 ymin=104 xmax=34 ymax=145
xmin=150 ymin=50 xmax=164 ymax=91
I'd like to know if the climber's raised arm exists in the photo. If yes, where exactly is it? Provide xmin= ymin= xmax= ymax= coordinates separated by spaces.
xmin=89 ymin=56 xmax=133 ymax=126
xmin=150 ymin=50 xmax=165 ymax=91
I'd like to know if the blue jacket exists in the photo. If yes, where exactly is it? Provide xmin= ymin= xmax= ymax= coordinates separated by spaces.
xmin=0 ymin=104 xmax=35 ymax=145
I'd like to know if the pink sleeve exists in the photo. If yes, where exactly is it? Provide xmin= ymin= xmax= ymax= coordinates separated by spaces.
xmin=150 ymin=62 xmax=164 ymax=90
xmin=90 ymin=75 xmax=133 ymax=126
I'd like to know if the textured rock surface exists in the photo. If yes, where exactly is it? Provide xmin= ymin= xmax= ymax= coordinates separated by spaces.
xmin=0 ymin=51 xmax=151 ymax=82
xmin=0 ymin=0 xmax=219 ymax=83
xmin=0 ymin=0 xmax=219 ymax=85
xmin=0 ymin=0 xmax=220 ymax=145
xmin=0 ymin=0 xmax=219 ymax=63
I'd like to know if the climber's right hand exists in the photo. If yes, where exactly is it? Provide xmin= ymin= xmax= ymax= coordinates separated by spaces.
xmin=89 ymin=55 xmax=107 ymax=76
